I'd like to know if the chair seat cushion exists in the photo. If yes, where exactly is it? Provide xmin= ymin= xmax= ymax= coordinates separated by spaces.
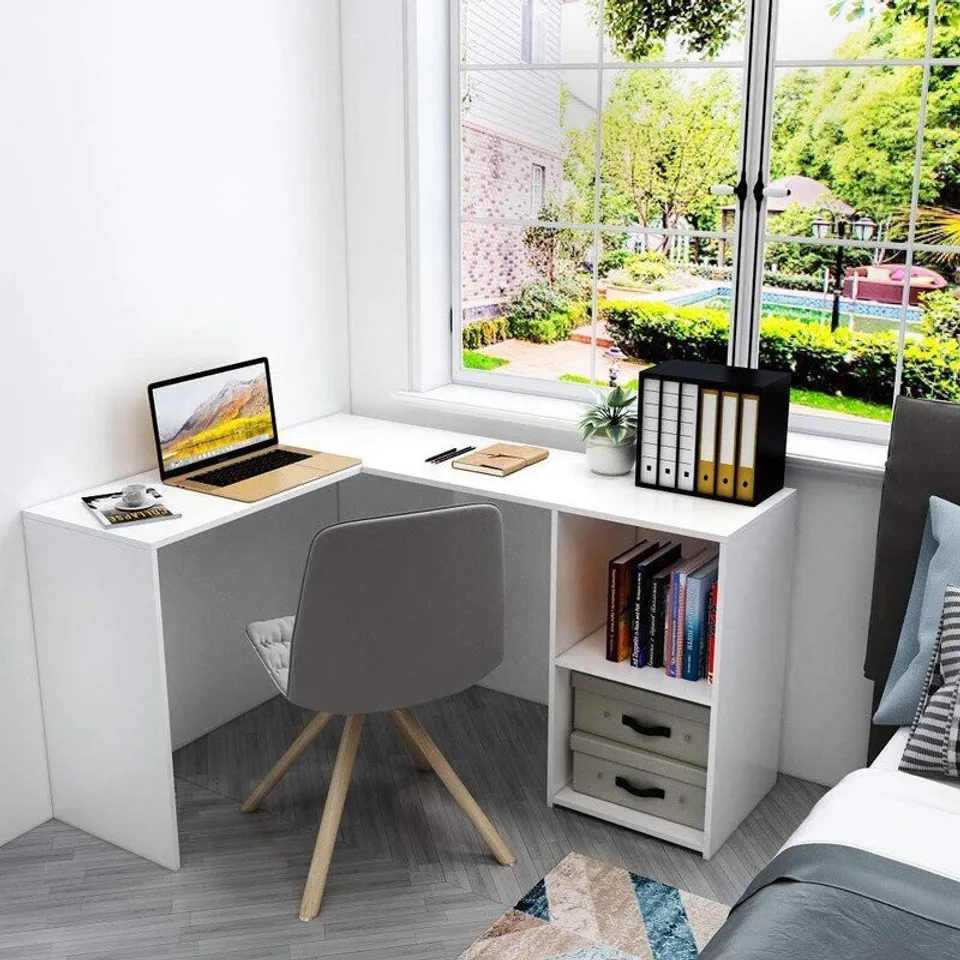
xmin=245 ymin=616 xmax=295 ymax=694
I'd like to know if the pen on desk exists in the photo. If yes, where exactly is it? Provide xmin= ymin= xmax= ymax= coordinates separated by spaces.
xmin=425 ymin=446 xmax=458 ymax=463
xmin=433 ymin=446 xmax=475 ymax=464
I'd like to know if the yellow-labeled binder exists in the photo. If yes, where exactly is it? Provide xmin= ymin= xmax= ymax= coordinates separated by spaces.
xmin=736 ymin=393 xmax=760 ymax=502
xmin=696 ymin=388 xmax=719 ymax=495
xmin=716 ymin=391 xmax=740 ymax=498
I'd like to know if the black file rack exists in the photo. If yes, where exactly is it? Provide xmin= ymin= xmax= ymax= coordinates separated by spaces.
xmin=635 ymin=361 xmax=790 ymax=507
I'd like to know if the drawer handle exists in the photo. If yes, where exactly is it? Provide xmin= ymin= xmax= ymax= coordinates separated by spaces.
xmin=615 ymin=776 xmax=666 ymax=800
xmin=621 ymin=715 xmax=672 ymax=739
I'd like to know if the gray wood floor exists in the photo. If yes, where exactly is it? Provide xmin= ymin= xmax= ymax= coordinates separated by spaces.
xmin=0 ymin=687 xmax=826 ymax=959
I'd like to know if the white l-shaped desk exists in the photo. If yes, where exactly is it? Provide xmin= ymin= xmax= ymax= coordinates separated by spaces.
xmin=23 ymin=413 xmax=796 ymax=867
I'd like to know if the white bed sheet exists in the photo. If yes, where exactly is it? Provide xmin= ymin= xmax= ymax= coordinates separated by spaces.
xmin=871 ymin=727 xmax=911 ymax=772
xmin=781 ymin=765 xmax=960 ymax=883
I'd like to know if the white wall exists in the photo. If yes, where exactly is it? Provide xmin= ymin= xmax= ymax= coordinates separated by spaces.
xmin=341 ymin=0 xmax=886 ymax=787
xmin=0 ymin=0 xmax=351 ymax=846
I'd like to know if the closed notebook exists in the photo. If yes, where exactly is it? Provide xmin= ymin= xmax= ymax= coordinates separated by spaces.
xmin=452 ymin=443 xmax=549 ymax=477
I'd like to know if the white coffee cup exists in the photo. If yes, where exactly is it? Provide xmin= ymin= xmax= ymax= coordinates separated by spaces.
xmin=121 ymin=483 xmax=148 ymax=507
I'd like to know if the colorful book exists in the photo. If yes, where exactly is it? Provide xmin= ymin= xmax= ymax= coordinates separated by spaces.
xmin=606 ymin=540 xmax=659 ymax=662
xmin=630 ymin=542 xmax=682 ymax=667
xmin=682 ymin=557 xmax=719 ymax=681
xmin=667 ymin=548 xmax=711 ymax=678
xmin=648 ymin=555 xmax=685 ymax=669
xmin=707 ymin=582 xmax=719 ymax=683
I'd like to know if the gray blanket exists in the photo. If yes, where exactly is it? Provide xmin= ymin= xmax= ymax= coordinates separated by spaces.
xmin=700 ymin=843 xmax=960 ymax=959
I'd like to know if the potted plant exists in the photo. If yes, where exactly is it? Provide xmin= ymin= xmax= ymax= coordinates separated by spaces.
xmin=579 ymin=385 xmax=638 ymax=476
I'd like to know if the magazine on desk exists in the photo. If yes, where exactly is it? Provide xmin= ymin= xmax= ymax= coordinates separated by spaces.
xmin=82 ymin=488 xmax=181 ymax=527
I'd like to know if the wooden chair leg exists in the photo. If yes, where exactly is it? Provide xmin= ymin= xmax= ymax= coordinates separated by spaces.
xmin=388 ymin=711 xmax=433 ymax=772
xmin=390 ymin=709 xmax=515 ymax=866
xmin=241 ymin=712 xmax=332 ymax=813
xmin=299 ymin=714 xmax=365 ymax=921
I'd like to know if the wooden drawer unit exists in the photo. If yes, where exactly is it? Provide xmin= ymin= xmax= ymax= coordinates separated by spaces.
xmin=571 ymin=731 xmax=707 ymax=830
xmin=572 ymin=672 xmax=710 ymax=768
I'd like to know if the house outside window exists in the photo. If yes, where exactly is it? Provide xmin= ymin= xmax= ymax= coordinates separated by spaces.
xmin=455 ymin=0 xmax=960 ymax=437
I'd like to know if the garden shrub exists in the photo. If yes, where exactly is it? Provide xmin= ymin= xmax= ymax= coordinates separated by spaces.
xmin=509 ymin=308 xmax=580 ymax=344
xmin=601 ymin=299 xmax=960 ymax=404
xmin=763 ymin=270 xmax=824 ymax=292
xmin=920 ymin=290 xmax=960 ymax=341
xmin=598 ymin=249 xmax=632 ymax=276
xmin=462 ymin=316 xmax=509 ymax=350
xmin=505 ymin=282 xmax=590 ymax=343
xmin=688 ymin=264 xmax=733 ymax=281
xmin=506 ymin=282 xmax=572 ymax=334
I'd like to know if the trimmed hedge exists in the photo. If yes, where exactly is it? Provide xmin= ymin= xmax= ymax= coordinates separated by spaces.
xmin=601 ymin=299 xmax=960 ymax=404
xmin=509 ymin=303 xmax=587 ymax=344
xmin=684 ymin=264 xmax=823 ymax=292
xmin=462 ymin=316 xmax=509 ymax=350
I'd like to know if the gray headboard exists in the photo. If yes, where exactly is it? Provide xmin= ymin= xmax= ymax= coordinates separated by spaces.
xmin=866 ymin=397 xmax=960 ymax=760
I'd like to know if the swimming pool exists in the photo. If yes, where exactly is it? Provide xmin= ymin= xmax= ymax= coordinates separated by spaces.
xmin=669 ymin=286 xmax=921 ymax=334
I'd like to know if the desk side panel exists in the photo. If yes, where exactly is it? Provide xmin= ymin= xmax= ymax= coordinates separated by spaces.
xmin=157 ymin=486 xmax=340 ymax=749
xmin=704 ymin=493 xmax=797 ymax=858
xmin=23 ymin=519 xmax=179 ymax=869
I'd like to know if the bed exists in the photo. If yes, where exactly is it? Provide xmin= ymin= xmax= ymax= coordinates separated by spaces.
xmin=701 ymin=398 xmax=960 ymax=958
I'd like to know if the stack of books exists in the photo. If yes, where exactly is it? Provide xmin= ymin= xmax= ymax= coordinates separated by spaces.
xmin=606 ymin=540 xmax=720 ymax=683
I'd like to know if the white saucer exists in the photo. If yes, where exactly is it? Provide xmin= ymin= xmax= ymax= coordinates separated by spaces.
xmin=116 ymin=500 xmax=152 ymax=511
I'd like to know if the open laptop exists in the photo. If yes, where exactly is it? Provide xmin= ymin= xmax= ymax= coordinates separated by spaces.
xmin=148 ymin=358 xmax=359 ymax=503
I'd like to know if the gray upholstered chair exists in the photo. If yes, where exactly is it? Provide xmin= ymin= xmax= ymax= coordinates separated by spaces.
xmin=240 ymin=504 xmax=515 ymax=920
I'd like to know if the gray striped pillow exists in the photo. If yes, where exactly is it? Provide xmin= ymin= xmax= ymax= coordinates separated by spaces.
xmin=900 ymin=584 xmax=960 ymax=779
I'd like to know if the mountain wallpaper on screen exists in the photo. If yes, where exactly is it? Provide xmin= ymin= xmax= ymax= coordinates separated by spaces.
xmin=160 ymin=376 xmax=272 ymax=469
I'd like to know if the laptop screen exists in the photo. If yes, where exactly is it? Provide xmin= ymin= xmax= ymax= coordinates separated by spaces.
xmin=148 ymin=359 xmax=277 ymax=478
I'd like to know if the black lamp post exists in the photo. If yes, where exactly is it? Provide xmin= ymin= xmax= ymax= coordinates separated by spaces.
xmin=811 ymin=211 xmax=877 ymax=332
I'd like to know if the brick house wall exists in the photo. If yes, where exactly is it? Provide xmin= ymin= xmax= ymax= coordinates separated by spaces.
xmin=461 ymin=122 xmax=563 ymax=313
xmin=459 ymin=0 xmax=569 ymax=320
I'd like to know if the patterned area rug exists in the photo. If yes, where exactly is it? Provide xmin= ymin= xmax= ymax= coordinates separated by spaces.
xmin=459 ymin=852 xmax=730 ymax=959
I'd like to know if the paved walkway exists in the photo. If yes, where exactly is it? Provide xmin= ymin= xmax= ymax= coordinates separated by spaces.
xmin=476 ymin=336 xmax=646 ymax=384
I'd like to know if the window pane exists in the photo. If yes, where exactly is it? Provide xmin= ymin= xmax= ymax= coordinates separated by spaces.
xmin=775 ymin=0 xmax=929 ymax=62
xmin=904 ymin=65 xmax=960 ymax=406
xmin=759 ymin=239 xmax=901 ymax=422
xmin=595 ymin=229 xmax=732 ymax=371
xmin=461 ymin=69 xmax=596 ymax=223
xmin=595 ymin=68 xmax=743 ymax=234
xmin=460 ymin=0 xmax=599 ymax=65
xmin=460 ymin=222 xmax=598 ymax=384
xmin=767 ymin=66 xmax=922 ymax=242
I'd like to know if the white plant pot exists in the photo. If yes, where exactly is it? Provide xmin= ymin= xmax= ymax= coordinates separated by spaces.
xmin=585 ymin=436 xmax=636 ymax=476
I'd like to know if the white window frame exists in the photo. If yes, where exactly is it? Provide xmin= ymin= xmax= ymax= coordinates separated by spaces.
xmin=443 ymin=0 xmax=960 ymax=444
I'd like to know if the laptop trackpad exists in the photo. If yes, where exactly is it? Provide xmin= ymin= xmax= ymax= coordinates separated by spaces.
xmin=224 ymin=465 xmax=325 ymax=502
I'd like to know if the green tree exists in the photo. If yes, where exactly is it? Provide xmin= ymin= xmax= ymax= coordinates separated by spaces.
xmin=772 ymin=7 xmax=960 ymax=220
xmin=591 ymin=0 xmax=745 ymax=61
xmin=565 ymin=70 xmax=739 ymax=249
xmin=771 ymin=3 xmax=960 ymax=220
xmin=523 ymin=200 xmax=592 ymax=286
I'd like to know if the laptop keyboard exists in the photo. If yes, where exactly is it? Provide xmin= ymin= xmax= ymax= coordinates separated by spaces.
xmin=192 ymin=449 xmax=312 ymax=487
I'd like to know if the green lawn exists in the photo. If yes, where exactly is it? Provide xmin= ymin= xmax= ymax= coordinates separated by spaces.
xmin=789 ymin=388 xmax=892 ymax=422
xmin=469 ymin=358 xmax=891 ymax=422
xmin=463 ymin=350 xmax=508 ymax=371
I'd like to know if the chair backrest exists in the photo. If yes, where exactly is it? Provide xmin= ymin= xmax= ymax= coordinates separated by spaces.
xmin=286 ymin=504 xmax=505 ymax=715
xmin=865 ymin=397 xmax=960 ymax=758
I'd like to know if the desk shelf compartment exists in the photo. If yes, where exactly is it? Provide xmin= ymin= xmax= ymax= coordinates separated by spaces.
xmin=546 ymin=503 xmax=796 ymax=859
